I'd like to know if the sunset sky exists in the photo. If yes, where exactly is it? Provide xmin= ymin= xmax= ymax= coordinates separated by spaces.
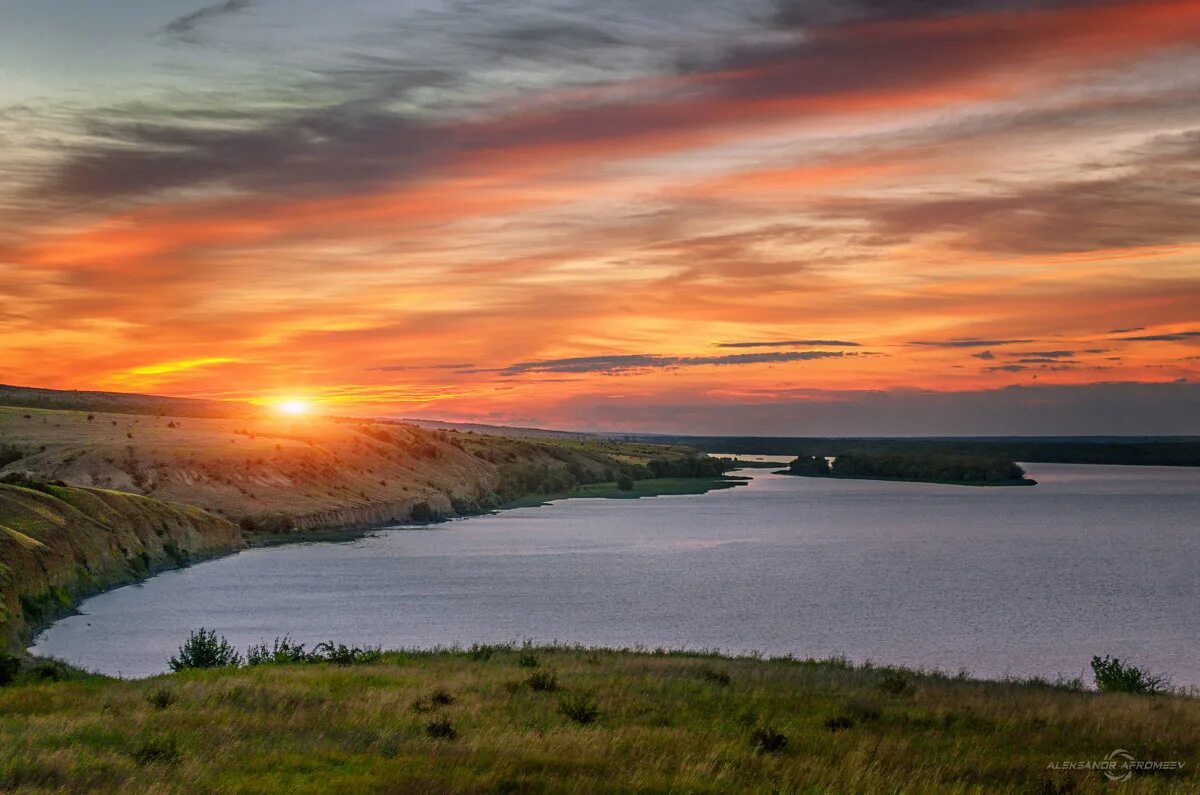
xmin=2 ymin=0 xmax=1198 ymax=434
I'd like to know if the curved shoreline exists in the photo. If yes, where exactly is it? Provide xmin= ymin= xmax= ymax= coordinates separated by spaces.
xmin=21 ymin=474 xmax=747 ymax=657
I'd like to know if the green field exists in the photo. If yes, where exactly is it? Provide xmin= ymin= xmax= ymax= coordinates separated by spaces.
xmin=1 ymin=644 xmax=1197 ymax=793
xmin=499 ymin=475 xmax=748 ymax=509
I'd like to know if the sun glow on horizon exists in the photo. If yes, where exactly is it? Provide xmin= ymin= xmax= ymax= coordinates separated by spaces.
xmin=276 ymin=400 xmax=311 ymax=416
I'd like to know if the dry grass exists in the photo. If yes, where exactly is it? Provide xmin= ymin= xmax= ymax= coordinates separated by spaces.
xmin=0 ymin=405 xmax=698 ymax=532
xmin=2 ymin=646 xmax=1198 ymax=793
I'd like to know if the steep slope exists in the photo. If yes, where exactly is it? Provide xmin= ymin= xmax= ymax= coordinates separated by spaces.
xmin=0 ymin=481 xmax=242 ymax=649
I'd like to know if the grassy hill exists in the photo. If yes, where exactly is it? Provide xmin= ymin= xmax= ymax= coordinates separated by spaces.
xmin=0 ymin=481 xmax=241 ymax=649
xmin=1 ymin=644 xmax=1196 ymax=793
xmin=0 ymin=402 xmax=719 ymax=534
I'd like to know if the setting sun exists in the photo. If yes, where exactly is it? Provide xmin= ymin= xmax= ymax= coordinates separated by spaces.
xmin=277 ymin=400 xmax=310 ymax=416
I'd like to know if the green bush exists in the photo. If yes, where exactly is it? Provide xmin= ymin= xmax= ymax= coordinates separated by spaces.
xmin=825 ymin=715 xmax=855 ymax=732
xmin=0 ymin=652 xmax=21 ymax=686
xmin=168 ymin=628 xmax=242 ymax=671
xmin=425 ymin=718 xmax=457 ymax=740
xmin=750 ymin=725 xmax=788 ymax=753
xmin=1091 ymin=655 xmax=1168 ymax=694
xmin=700 ymin=668 xmax=731 ymax=686
xmin=518 ymin=652 xmax=539 ymax=668
xmin=312 ymin=641 xmax=382 ymax=666
xmin=148 ymin=688 xmax=176 ymax=710
xmin=879 ymin=671 xmax=911 ymax=696
xmin=527 ymin=670 xmax=559 ymax=692
xmin=246 ymin=636 xmax=309 ymax=666
xmin=409 ymin=501 xmax=436 ymax=523
xmin=559 ymin=693 xmax=600 ymax=725
xmin=616 ymin=474 xmax=635 ymax=491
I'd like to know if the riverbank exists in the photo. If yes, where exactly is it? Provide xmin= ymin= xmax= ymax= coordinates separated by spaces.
xmin=0 ymin=481 xmax=242 ymax=651
xmin=2 ymin=643 xmax=1196 ymax=792
xmin=498 ymin=474 xmax=749 ymax=509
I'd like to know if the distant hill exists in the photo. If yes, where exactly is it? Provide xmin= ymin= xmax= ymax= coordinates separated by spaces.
xmin=399 ymin=417 xmax=594 ymax=440
xmin=0 ymin=384 xmax=262 ymax=419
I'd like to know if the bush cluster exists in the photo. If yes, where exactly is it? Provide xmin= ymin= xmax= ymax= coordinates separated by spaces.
xmin=1091 ymin=655 xmax=1168 ymax=694
xmin=169 ymin=630 xmax=383 ymax=671
xmin=788 ymin=451 xmax=1027 ymax=484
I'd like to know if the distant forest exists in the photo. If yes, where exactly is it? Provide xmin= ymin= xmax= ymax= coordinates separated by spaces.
xmin=618 ymin=436 xmax=1200 ymax=467
xmin=785 ymin=451 xmax=1034 ymax=486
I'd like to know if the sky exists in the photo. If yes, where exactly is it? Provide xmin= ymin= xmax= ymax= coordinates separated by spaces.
xmin=1 ymin=0 xmax=1199 ymax=435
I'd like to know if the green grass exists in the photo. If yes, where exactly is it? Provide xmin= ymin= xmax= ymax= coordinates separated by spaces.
xmin=1 ymin=645 xmax=1197 ymax=793
xmin=499 ymin=476 xmax=748 ymax=509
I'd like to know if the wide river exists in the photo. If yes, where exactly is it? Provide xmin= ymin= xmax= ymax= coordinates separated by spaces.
xmin=32 ymin=463 xmax=1200 ymax=683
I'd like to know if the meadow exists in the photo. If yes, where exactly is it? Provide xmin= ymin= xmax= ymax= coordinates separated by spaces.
xmin=2 ymin=642 xmax=1197 ymax=793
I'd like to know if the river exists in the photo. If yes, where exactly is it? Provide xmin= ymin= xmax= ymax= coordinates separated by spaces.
xmin=32 ymin=463 xmax=1200 ymax=684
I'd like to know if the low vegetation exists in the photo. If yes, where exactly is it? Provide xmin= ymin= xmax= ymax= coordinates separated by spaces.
xmin=1091 ymin=655 xmax=1170 ymax=694
xmin=1 ymin=642 xmax=1197 ymax=792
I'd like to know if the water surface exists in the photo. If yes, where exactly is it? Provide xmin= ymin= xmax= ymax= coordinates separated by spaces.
xmin=33 ymin=464 xmax=1200 ymax=683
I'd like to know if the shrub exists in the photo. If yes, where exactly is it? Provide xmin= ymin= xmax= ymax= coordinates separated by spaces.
xmin=825 ymin=715 xmax=855 ymax=732
xmin=527 ymin=670 xmax=559 ymax=692
xmin=246 ymin=636 xmax=309 ymax=666
xmin=168 ymin=628 xmax=242 ymax=671
xmin=700 ymin=668 xmax=732 ymax=686
xmin=148 ymin=688 xmax=176 ymax=710
xmin=0 ymin=652 xmax=21 ymax=686
xmin=28 ymin=661 xmax=69 ymax=682
xmin=750 ymin=725 xmax=788 ymax=754
xmin=430 ymin=688 xmax=455 ymax=706
xmin=469 ymin=644 xmax=496 ymax=662
xmin=879 ymin=671 xmax=911 ymax=696
xmin=616 ymin=474 xmax=635 ymax=491
xmin=1091 ymin=655 xmax=1168 ymax=694
xmin=518 ymin=652 xmax=539 ymax=668
xmin=425 ymin=718 xmax=457 ymax=740
xmin=312 ymin=641 xmax=382 ymax=666
xmin=559 ymin=693 xmax=600 ymax=725
xmin=410 ymin=501 xmax=436 ymax=523
xmin=131 ymin=736 xmax=181 ymax=766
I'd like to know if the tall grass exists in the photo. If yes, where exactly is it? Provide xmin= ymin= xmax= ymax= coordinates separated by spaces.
xmin=2 ymin=644 xmax=1199 ymax=792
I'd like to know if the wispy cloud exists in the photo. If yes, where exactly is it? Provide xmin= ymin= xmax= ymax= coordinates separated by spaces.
xmin=715 ymin=339 xmax=860 ymax=348
xmin=1113 ymin=330 xmax=1200 ymax=342
xmin=500 ymin=351 xmax=852 ymax=375
xmin=162 ymin=0 xmax=255 ymax=43
xmin=369 ymin=363 xmax=475 ymax=372
xmin=912 ymin=338 xmax=1034 ymax=348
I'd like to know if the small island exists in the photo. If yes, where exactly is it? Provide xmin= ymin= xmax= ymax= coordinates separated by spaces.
xmin=779 ymin=451 xmax=1037 ymax=487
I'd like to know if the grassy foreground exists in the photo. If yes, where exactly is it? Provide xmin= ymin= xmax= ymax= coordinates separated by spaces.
xmin=2 ymin=646 xmax=1198 ymax=793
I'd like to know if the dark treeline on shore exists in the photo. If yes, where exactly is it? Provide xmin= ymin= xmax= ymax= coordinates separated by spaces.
xmin=785 ymin=451 xmax=1034 ymax=486
xmin=618 ymin=435 xmax=1200 ymax=467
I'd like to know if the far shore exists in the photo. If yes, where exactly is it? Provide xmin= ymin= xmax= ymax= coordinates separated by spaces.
xmin=774 ymin=470 xmax=1037 ymax=487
